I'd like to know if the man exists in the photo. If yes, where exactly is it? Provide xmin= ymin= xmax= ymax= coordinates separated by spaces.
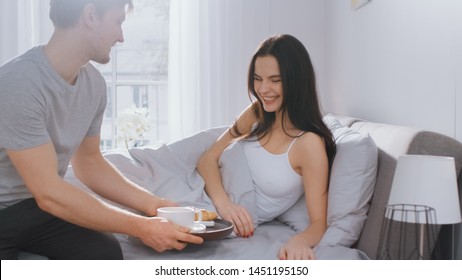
xmin=0 ymin=0 xmax=202 ymax=260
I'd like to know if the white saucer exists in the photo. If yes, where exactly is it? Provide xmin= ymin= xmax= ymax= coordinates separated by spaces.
xmin=199 ymin=220 xmax=215 ymax=227
xmin=189 ymin=222 xmax=206 ymax=233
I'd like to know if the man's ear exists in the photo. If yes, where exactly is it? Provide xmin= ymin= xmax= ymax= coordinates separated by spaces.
xmin=82 ymin=3 xmax=98 ymax=28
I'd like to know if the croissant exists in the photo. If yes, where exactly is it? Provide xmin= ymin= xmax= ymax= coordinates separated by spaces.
xmin=194 ymin=209 xmax=218 ymax=221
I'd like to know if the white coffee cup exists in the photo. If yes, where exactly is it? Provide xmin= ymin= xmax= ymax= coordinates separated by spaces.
xmin=157 ymin=206 xmax=206 ymax=233
xmin=157 ymin=206 xmax=195 ymax=228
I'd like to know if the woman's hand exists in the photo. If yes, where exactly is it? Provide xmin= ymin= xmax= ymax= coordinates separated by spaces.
xmin=278 ymin=234 xmax=315 ymax=260
xmin=216 ymin=201 xmax=254 ymax=238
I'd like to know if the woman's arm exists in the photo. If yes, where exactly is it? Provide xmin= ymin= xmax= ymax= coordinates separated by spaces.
xmin=197 ymin=104 xmax=256 ymax=237
xmin=278 ymin=132 xmax=329 ymax=260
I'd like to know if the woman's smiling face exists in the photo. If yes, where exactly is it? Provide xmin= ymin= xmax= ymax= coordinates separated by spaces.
xmin=253 ymin=55 xmax=283 ymax=113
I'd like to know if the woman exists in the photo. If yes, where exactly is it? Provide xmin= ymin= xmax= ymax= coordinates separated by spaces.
xmin=197 ymin=34 xmax=336 ymax=260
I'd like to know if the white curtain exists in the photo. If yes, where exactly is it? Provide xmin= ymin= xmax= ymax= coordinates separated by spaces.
xmin=168 ymin=0 xmax=272 ymax=141
xmin=0 ymin=0 xmax=52 ymax=65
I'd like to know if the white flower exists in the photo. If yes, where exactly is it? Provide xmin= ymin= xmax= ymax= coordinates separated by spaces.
xmin=116 ymin=105 xmax=151 ymax=148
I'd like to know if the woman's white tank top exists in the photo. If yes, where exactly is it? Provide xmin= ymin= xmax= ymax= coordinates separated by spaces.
xmin=241 ymin=135 xmax=304 ymax=223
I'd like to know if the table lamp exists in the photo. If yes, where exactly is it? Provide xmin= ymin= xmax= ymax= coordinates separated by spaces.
xmin=377 ymin=155 xmax=461 ymax=259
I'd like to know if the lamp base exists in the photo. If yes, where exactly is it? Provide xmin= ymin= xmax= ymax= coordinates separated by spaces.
xmin=433 ymin=224 xmax=455 ymax=260
xmin=377 ymin=204 xmax=439 ymax=260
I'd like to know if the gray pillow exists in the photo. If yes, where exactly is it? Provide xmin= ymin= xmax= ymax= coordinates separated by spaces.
xmin=169 ymin=127 xmax=258 ymax=226
xmin=277 ymin=114 xmax=378 ymax=247
xmin=218 ymin=141 xmax=258 ymax=227
xmin=168 ymin=127 xmax=226 ymax=170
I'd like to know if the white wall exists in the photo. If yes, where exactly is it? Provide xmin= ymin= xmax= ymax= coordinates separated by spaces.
xmin=268 ymin=0 xmax=327 ymax=111
xmin=225 ymin=0 xmax=326 ymax=124
xmin=456 ymin=5 xmax=462 ymax=142
xmin=324 ymin=0 xmax=462 ymax=142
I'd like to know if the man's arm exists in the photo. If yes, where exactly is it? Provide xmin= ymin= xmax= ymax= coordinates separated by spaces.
xmin=6 ymin=140 xmax=203 ymax=252
xmin=71 ymin=135 xmax=170 ymax=217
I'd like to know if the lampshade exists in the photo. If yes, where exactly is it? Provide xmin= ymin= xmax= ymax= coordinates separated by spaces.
xmin=387 ymin=155 xmax=461 ymax=225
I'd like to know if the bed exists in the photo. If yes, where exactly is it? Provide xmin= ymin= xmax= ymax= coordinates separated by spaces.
xmin=63 ymin=114 xmax=378 ymax=260
xmin=20 ymin=113 xmax=462 ymax=260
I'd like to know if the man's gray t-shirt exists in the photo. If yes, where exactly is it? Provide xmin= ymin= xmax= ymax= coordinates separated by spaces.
xmin=0 ymin=46 xmax=107 ymax=209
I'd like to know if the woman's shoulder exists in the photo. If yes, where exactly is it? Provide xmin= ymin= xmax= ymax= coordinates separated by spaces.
xmin=298 ymin=131 xmax=324 ymax=142
xmin=290 ymin=132 xmax=328 ymax=169
xmin=293 ymin=132 xmax=326 ymax=154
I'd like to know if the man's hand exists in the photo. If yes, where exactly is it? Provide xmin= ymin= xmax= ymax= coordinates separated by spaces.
xmin=137 ymin=217 xmax=203 ymax=252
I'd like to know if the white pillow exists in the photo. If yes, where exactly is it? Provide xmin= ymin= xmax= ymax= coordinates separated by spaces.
xmin=277 ymin=114 xmax=378 ymax=247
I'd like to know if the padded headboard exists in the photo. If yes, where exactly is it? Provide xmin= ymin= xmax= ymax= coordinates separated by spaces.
xmin=335 ymin=115 xmax=462 ymax=259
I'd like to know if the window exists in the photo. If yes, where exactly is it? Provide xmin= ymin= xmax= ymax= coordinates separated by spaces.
xmin=94 ymin=0 xmax=170 ymax=150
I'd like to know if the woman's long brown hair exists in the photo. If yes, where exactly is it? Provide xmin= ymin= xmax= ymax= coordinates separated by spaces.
xmin=233 ymin=34 xmax=336 ymax=173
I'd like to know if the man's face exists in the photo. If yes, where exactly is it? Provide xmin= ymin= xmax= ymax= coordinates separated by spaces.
xmin=89 ymin=5 xmax=126 ymax=64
